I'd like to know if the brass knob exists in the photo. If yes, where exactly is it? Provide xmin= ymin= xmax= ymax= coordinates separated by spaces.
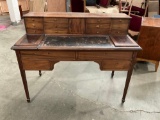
xmin=96 ymin=25 xmax=100 ymax=28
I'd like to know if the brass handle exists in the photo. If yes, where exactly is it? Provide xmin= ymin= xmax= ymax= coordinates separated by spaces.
xmin=96 ymin=25 xmax=100 ymax=28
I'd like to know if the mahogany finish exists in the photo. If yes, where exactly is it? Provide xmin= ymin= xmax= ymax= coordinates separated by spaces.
xmin=12 ymin=12 xmax=141 ymax=103
xmin=137 ymin=17 xmax=160 ymax=72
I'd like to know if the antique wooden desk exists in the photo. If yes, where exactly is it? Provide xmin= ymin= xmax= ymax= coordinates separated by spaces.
xmin=11 ymin=12 xmax=141 ymax=103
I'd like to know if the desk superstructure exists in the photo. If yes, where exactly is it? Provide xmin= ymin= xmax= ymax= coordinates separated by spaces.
xmin=12 ymin=12 xmax=141 ymax=103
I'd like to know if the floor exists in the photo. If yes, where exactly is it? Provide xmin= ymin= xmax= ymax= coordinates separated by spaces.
xmin=0 ymin=15 xmax=160 ymax=120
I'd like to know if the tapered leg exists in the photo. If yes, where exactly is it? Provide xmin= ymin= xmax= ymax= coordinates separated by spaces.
xmin=111 ymin=71 xmax=114 ymax=78
xmin=20 ymin=69 xmax=30 ymax=102
xmin=122 ymin=69 xmax=133 ymax=103
xmin=39 ymin=70 xmax=42 ymax=76
xmin=16 ymin=51 xmax=30 ymax=102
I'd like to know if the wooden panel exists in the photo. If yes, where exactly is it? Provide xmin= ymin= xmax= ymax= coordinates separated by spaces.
xmin=18 ymin=0 xmax=29 ymax=11
xmin=46 ymin=0 xmax=66 ymax=12
xmin=0 ymin=1 xmax=8 ymax=13
xmin=102 ymin=60 xmax=131 ymax=70
xmin=86 ymin=18 xmax=111 ymax=24
xmin=69 ymin=19 xmax=85 ymax=34
xmin=137 ymin=26 xmax=160 ymax=60
xmin=32 ymin=0 xmax=45 ymax=12
xmin=22 ymin=60 xmax=51 ymax=70
xmin=44 ymin=29 xmax=68 ymax=34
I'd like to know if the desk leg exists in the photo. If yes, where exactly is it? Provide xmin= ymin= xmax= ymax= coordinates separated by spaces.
xmin=122 ymin=69 xmax=133 ymax=103
xmin=39 ymin=70 xmax=42 ymax=76
xmin=122 ymin=52 xmax=137 ymax=103
xmin=16 ymin=51 xmax=30 ymax=102
xmin=111 ymin=71 xmax=114 ymax=78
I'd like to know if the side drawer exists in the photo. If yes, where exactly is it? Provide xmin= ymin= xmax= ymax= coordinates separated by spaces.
xmin=22 ymin=60 xmax=52 ymax=70
xmin=111 ymin=23 xmax=128 ymax=30
xmin=86 ymin=24 xmax=110 ymax=29
xmin=102 ymin=60 xmax=131 ymax=70
xmin=86 ymin=18 xmax=111 ymax=24
xmin=86 ymin=28 xmax=110 ymax=34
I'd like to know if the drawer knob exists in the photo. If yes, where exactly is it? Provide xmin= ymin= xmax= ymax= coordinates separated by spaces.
xmin=32 ymin=19 xmax=35 ymax=21
xmin=34 ymin=30 xmax=36 ymax=33
xmin=32 ymin=24 xmax=35 ymax=27
xmin=55 ymin=31 xmax=58 ymax=33
xmin=97 ymin=19 xmax=101 ymax=22
xmin=97 ymin=31 xmax=99 ymax=34
xmin=96 ymin=25 xmax=100 ymax=28
xmin=54 ymin=19 xmax=57 ymax=21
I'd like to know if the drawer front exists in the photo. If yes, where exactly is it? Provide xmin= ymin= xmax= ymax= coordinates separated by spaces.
xmin=86 ymin=28 xmax=110 ymax=34
xmin=86 ymin=24 xmax=110 ymax=29
xmin=78 ymin=51 xmax=105 ymax=60
xmin=111 ymin=23 xmax=128 ymax=30
xmin=25 ymin=22 xmax=43 ymax=29
xmin=22 ymin=60 xmax=52 ymax=70
xmin=112 ymin=19 xmax=130 ymax=24
xmin=44 ymin=23 xmax=68 ymax=29
xmin=44 ymin=18 xmax=68 ymax=23
xmin=26 ymin=29 xmax=43 ymax=34
xmin=44 ymin=29 xmax=68 ymax=34
xmin=110 ymin=29 xmax=127 ymax=35
xmin=86 ymin=18 xmax=111 ymax=24
xmin=78 ymin=51 xmax=133 ymax=60
xmin=25 ymin=18 xmax=43 ymax=23
xmin=21 ymin=51 xmax=75 ymax=60
xmin=102 ymin=60 xmax=131 ymax=70
xmin=104 ymin=52 xmax=133 ymax=60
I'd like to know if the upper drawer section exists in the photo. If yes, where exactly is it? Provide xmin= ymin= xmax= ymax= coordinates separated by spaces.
xmin=25 ymin=18 xmax=43 ymax=23
xmin=112 ymin=19 xmax=130 ymax=24
xmin=44 ymin=18 xmax=68 ymax=23
xmin=86 ymin=18 xmax=111 ymax=24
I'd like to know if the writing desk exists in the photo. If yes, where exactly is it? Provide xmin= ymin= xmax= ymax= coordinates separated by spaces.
xmin=11 ymin=12 xmax=141 ymax=103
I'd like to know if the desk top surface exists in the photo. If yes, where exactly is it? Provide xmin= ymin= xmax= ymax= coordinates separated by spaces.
xmin=23 ymin=12 xmax=130 ymax=19
xmin=12 ymin=35 xmax=141 ymax=51
xmin=142 ymin=17 xmax=160 ymax=27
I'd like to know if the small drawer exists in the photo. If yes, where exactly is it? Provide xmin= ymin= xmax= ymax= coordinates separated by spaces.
xmin=86 ymin=28 xmax=110 ymax=34
xmin=44 ymin=23 xmax=68 ymax=29
xmin=78 ymin=51 xmax=105 ymax=60
xmin=112 ymin=19 xmax=130 ymax=24
xmin=110 ymin=29 xmax=127 ymax=35
xmin=26 ymin=29 xmax=43 ymax=34
xmin=102 ymin=60 xmax=131 ymax=70
xmin=25 ymin=22 xmax=43 ymax=29
xmin=44 ymin=18 xmax=68 ymax=23
xmin=22 ymin=60 xmax=52 ymax=70
xmin=25 ymin=18 xmax=43 ymax=23
xmin=86 ymin=18 xmax=111 ymax=24
xmin=44 ymin=29 xmax=68 ymax=34
xmin=111 ymin=23 xmax=128 ymax=29
xmin=86 ymin=23 xmax=110 ymax=29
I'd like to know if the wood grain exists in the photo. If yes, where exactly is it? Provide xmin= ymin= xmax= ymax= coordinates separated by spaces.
xmin=46 ymin=0 xmax=66 ymax=12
